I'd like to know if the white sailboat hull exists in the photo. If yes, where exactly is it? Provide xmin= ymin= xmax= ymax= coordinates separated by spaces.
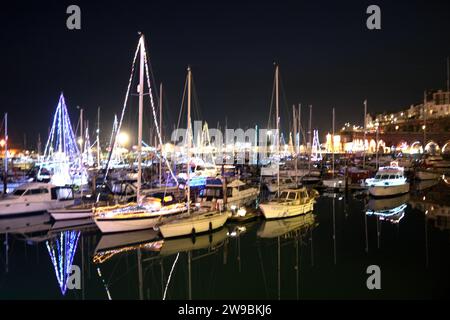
xmin=368 ymin=183 xmax=409 ymax=197
xmin=159 ymin=211 xmax=228 ymax=238
xmin=48 ymin=207 xmax=93 ymax=220
xmin=95 ymin=216 xmax=161 ymax=234
xmin=259 ymin=199 xmax=314 ymax=220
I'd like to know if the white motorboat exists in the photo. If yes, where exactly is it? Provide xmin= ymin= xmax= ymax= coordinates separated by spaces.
xmin=158 ymin=209 xmax=228 ymax=238
xmin=197 ymin=178 xmax=258 ymax=210
xmin=0 ymin=183 xmax=75 ymax=217
xmin=365 ymin=162 xmax=409 ymax=197
xmin=259 ymin=187 xmax=315 ymax=220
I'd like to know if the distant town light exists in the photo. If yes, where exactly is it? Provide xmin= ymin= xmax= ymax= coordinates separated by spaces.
xmin=422 ymin=125 xmax=426 ymax=130
xmin=0 ymin=139 xmax=5 ymax=147
xmin=117 ymin=132 xmax=129 ymax=145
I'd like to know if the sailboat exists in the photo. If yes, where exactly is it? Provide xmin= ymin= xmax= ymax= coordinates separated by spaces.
xmin=94 ymin=33 xmax=187 ymax=234
xmin=159 ymin=66 xmax=228 ymax=239
xmin=259 ymin=64 xmax=315 ymax=220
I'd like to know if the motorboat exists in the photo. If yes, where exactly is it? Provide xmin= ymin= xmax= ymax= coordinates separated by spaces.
xmin=259 ymin=187 xmax=315 ymax=220
xmin=197 ymin=178 xmax=259 ymax=210
xmin=365 ymin=162 xmax=409 ymax=197
xmin=0 ymin=183 xmax=75 ymax=217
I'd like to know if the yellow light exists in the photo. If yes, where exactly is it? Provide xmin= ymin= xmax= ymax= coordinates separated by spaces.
xmin=395 ymin=125 xmax=399 ymax=130
xmin=77 ymin=138 xmax=83 ymax=145
xmin=117 ymin=132 xmax=129 ymax=145
xmin=422 ymin=125 xmax=426 ymax=130
xmin=0 ymin=139 xmax=5 ymax=147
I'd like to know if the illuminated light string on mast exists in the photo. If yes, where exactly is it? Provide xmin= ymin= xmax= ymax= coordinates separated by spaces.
xmin=46 ymin=230 xmax=81 ymax=295
xmin=142 ymin=40 xmax=178 ymax=183
xmin=103 ymin=35 xmax=178 ymax=184
xmin=311 ymin=129 xmax=322 ymax=161
xmin=40 ymin=93 xmax=87 ymax=186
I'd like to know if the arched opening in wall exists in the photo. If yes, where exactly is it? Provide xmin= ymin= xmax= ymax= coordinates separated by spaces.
xmin=442 ymin=141 xmax=450 ymax=155
xmin=377 ymin=140 xmax=386 ymax=154
xmin=425 ymin=141 xmax=440 ymax=155
xmin=410 ymin=141 xmax=423 ymax=154
xmin=369 ymin=139 xmax=377 ymax=153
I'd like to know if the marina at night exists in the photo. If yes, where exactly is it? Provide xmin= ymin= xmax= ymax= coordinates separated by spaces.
xmin=1 ymin=0 xmax=450 ymax=305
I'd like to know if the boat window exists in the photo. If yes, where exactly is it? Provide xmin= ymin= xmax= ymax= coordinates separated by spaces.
xmin=27 ymin=188 xmax=49 ymax=195
xmin=279 ymin=191 xmax=289 ymax=200
xmin=375 ymin=175 xmax=381 ymax=179
xmin=200 ymin=188 xmax=223 ymax=198
xmin=287 ymin=192 xmax=297 ymax=200
xmin=51 ymin=187 xmax=74 ymax=200
xmin=381 ymin=175 xmax=389 ymax=180
xmin=388 ymin=175 xmax=396 ymax=179
xmin=12 ymin=189 xmax=26 ymax=196
xmin=285 ymin=179 xmax=292 ymax=183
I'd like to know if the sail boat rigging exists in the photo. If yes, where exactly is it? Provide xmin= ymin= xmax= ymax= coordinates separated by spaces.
xmin=94 ymin=33 xmax=187 ymax=234
xmin=259 ymin=64 xmax=316 ymax=220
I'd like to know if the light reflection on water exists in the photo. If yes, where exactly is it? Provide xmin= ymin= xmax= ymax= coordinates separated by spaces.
xmin=0 ymin=180 xmax=449 ymax=300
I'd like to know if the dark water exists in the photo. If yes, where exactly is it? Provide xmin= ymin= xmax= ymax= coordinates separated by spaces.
xmin=1 ymin=180 xmax=450 ymax=300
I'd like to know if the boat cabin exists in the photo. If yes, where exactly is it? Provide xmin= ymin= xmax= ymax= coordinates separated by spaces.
xmin=276 ymin=188 xmax=310 ymax=203
xmin=10 ymin=183 xmax=74 ymax=201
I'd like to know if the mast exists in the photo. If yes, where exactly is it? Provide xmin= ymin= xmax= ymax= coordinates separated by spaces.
xmin=363 ymin=100 xmax=367 ymax=169
xmin=275 ymin=64 xmax=280 ymax=197
xmin=159 ymin=83 xmax=163 ymax=186
xmin=3 ymin=113 xmax=7 ymax=196
xmin=97 ymin=107 xmax=101 ymax=169
xmin=80 ymin=108 xmax=84 ymax=155
xmin=447 ymin=56 xmax=449 ymax=92
xmin=423 ymin=90 xmax=427 ymax=153
xmin=332 ymin=107 xmax=335 ymax=178
xmin=293 ymin=105 xmax=298 ymax=184
xmin=137 ymin=33 xmax=145 ymax=201
xmin=187 ymin=66 xmax=192 ymax=215
xmin=308 ymin=105 xmax=312 ymax=173
xmin=298 ymin=103 xmax=301 ymax=153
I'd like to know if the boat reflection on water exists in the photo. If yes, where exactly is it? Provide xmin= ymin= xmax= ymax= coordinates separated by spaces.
xmin=410 ymin=187 xmax=450 ymax=231
xmin=160 ymin=227 xmax=228 ymax=257
xmin=366 ymin=194 xmax=409 ymax=224
xmin=94 ymin=229 xmax=159 ymax=255
xmin=0 ymin=212 xmax=52 ymax=235
xmin=46 ymin=230 xmax=81 ymax=295
xmin=257 ymin=212 xmax=317 ymax=239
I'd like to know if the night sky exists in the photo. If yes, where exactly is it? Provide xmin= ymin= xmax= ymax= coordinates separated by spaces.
xmin=1 ymin=0 xmax=450 ymax=148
